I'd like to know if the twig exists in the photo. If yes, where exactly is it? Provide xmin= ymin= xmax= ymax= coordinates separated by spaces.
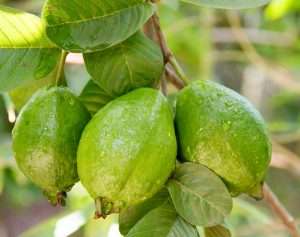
xmin=271 ymin=140 xmax=300 ymax=175
xmin=226 ymin=11 xmax=300 ymax=92
xmin=263 ymin=184 xmax=300 ymax=237
xmin=55 ymin=51 xmax=68 ymax=86
xmin=237 ymin=218 xmax=300 ymax=236
xmin=161 ymin=73 xmax=168 ymax=96
xmin=143 ymin=18 xmax=156 ymax=40
xmin=150 ymin=13 xmax=190 ymax=86
xmin=165 ymin=66 xmax=184 ymax=89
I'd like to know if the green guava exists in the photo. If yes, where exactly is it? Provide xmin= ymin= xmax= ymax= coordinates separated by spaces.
xmin=77 ymin=88 xmax=177 ymax=217
xmin=175 ymin=80 xmax=272 ymax=198
xmin=12 ymin=87 xmax=90 ymax=205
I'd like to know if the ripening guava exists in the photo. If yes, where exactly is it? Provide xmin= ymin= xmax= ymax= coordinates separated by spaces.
xmin=175 ymin=80 xmax=271 ymax=198
xmin=77 ymin=88 xmax=177 ymax=217
xmin=12 ymin=87 xmax=90 ymax=205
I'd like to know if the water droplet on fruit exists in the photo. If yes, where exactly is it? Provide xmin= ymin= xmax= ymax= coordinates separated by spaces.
xmin=223 ymin=121 xmax=232 ymax=131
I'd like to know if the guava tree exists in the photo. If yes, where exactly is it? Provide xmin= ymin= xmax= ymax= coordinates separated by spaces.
xmin=0 ymin=0 xmax=299 ymax=236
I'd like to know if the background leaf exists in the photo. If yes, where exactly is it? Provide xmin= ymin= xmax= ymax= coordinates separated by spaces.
xmin=205 ymin=225 xmax=232 ymax=237
xmin=79 ymin=80 xmax=113 ymax=115
xmin=126 ymin=201 xmax=199 ymax=237
xmin=42 ymin=0 xmax=154 ymax=52
xmin=180 ymin=0 xmax=270 ymax=9
xmin=119 ymin=189 xmax=169 ymax=235
xmin=167 ymin=163 xmax=233 ymax=227
xmin=0 ymin=5 xmax=61 ymax=92
xmin=84 ymin=32 xmax=163 ymax=97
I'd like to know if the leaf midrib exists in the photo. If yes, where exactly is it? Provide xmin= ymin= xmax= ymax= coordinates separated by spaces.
xmin=170 ymin=179 xmax=228 ymax=217
xmin=46 ymin=3 xmax=150 ymax=27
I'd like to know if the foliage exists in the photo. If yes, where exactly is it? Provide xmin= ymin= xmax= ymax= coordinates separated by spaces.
xmin=1 ymin=0 xmax=300 ymax=237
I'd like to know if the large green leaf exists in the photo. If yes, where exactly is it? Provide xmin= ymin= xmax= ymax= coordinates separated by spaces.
xmin=0 ymin=5 xmax=61 ymax=92
xmin=79 ymin=80 xmax=113 ymax=115
xmin=84 ymin=32 xmax=163 ymax=97
xmin=205 ymin=225 xmax=231 ymax=237
xmin=42 ymin=0 xmax=154 ymax=52
xmin=126 ymin=201 xmax=199 ymax=237
xmin=119 ymin=189 xmax=169 ymax=235
xmin=180 ymin=0 xmax=270 ymax=9
xmin=167 ymin=163 xmax=233 ymax=227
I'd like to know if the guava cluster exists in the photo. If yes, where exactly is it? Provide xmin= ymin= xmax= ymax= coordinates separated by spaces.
xmin=12 ymin=75 xmax=271 ymax=217
xmin=11 ymin=25 xmax=271 ymax=215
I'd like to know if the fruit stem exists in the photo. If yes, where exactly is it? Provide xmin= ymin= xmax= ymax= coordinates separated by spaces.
xmin=56 ymin=191 xmax=67 ymax=207
xmin=55 ymin=50 xmax=68 ymax=86
xmin=94 ymin=198 xmax=104 ymax=219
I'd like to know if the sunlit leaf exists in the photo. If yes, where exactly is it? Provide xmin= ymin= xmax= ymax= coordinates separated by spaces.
xmin=180 ymin=0 xmax=270 ymax=9
xmin=0 ymin=5 xmax=61 ymax=92
xmin=119 ymin=189 xmax=169 ymax=235
xmin=42 ymin=0 xmax=154 ymax=52
xmin=167 ymin=163 xmax=233 ymax=227
xmin=126 ymin=201 xmax=199 ymax=237
xmin=84 ymin=32 xmax=163 ymax=97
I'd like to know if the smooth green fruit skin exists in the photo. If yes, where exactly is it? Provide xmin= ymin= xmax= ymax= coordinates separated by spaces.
xmin=175 ymin=80 xmax=272 ymax=196
xmin=77 ymin=88 xmax=177 ymax=210
xmin=12 ymin=87 xmax=91 ymax=200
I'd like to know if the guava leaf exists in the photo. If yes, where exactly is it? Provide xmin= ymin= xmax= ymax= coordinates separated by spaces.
xmin=205 ymin=225 xmax=231 ymax=237
xmin=180 ymin=0 xmax=270 ymax=9
xmin=84 ymin=32 xmax=163 ymax=97
xmin=9 ymin=68 xmax=57 ymax=111
xmin=79 ymin=80 xmax=113 ymax=115
xmin=42 ymin=0 xmax=154 ymax=52
xmin=167 ymin=163 xmax=233 ymax=227
xmin=0 ymin=6 xmax=61 ymax=92
xmin=119 ymin=189 xmax=169 ymax=235
xmin=126 ymin=201 xmax=199 ymax=237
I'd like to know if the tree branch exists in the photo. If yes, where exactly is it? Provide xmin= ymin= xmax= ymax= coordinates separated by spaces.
xmin=150 ymin=13 xmax=190 ymax=86
xmin=165 ymin=66 xmax=184 ymax=89
xmin=263 ymin=184 xmax=300 ymax=237
xmin=226 ymin=11 xmax=300 ymax=92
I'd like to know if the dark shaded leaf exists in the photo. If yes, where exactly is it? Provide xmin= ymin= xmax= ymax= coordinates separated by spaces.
xmin=119 ymin=189 xmax=169 ymax=235
xmin=126 ymin=201 xmax=199 ymax=237
xmin=84 ymin=32 xmax=163 ymax=97
xmin=79 ymin=80 xmax=113 ymax=115
xmin=205 ymin=225 xmax=231 ymax=237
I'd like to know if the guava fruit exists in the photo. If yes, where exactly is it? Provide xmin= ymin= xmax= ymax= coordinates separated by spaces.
xmin=175 ymin=80 xmax=271 ymax=198
xmin=12 ymin=87 xmax=90 ymax=205
xmin=77 ymin=88 xmax=177 ymax=217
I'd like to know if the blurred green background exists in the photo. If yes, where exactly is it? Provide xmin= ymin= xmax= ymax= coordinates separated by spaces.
xmin=0 ymin=0 xmax=300 ymax=236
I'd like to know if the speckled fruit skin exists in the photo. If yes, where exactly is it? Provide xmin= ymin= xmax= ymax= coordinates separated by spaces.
xmin=175 ymin=80 xmax=272 ymax=197
xmin=77 ymin=88 xmax=177 ymax=214
xmin=12 ymin=87 xmax=90 ymax=203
